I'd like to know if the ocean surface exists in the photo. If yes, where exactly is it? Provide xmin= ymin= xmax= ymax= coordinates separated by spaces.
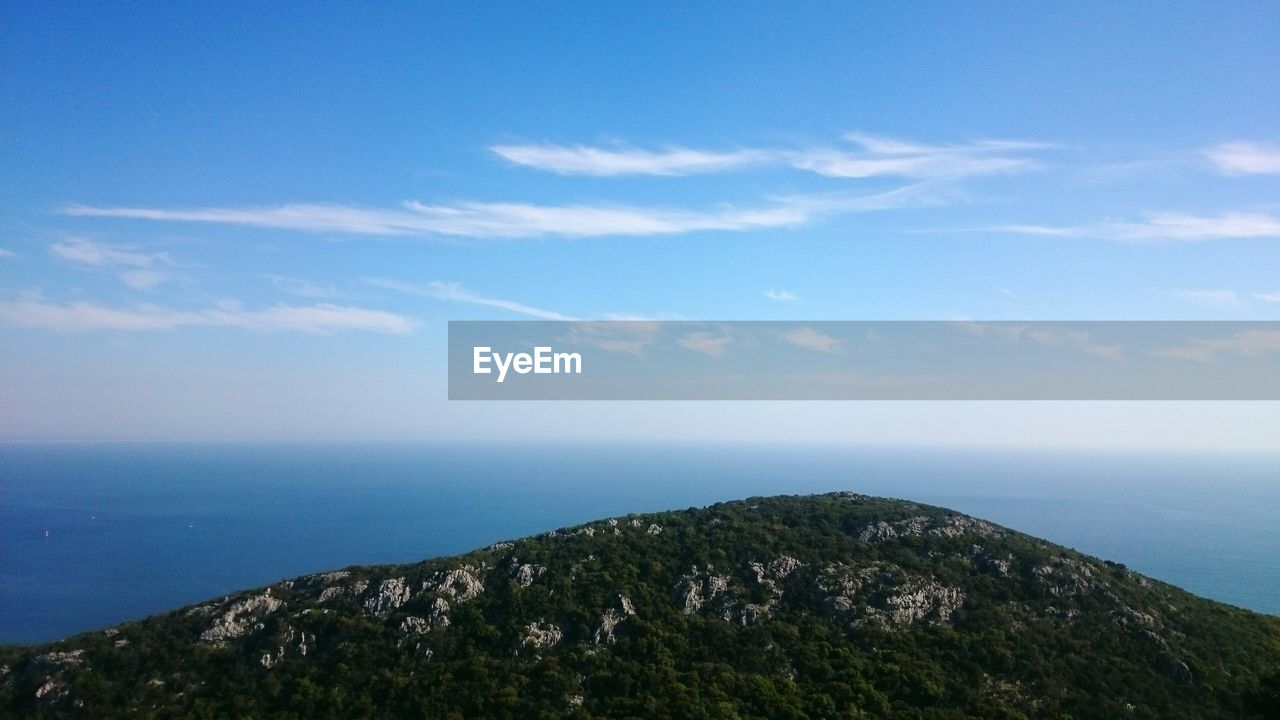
xmin=1 ymin=441 xmax=1277 ymax=644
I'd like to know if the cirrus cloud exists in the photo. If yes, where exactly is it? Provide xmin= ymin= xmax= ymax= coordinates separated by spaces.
xmin=1204 ymin=142 xmax=1280 ymax=175
xmin=0 ymin=298 xmax=416 ymax=335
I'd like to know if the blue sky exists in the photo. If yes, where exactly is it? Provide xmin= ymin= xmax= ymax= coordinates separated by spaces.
xmin=2 ymin=2 xmax=1279 ymax=446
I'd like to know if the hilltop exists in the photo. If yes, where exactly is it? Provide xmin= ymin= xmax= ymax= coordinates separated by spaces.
xmin=3 ymin=493 xmax=1278 ymax=718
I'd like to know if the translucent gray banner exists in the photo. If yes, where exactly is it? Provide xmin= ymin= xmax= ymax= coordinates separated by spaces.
xmin=448 ymin=321 xmax=1280 ymax=400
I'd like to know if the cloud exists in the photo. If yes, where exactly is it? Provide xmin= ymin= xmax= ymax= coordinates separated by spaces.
xmin=983 ymin=212 xmax=1280 ymax=242
xmin=62 ymin=183 xmax=941 ymax=240
xmin=1022 ymin=328 xmax=1123 ymax=359
xmin=1152 ymin=329 xmax=1280 ymax=362
xmin=1204 ymin=142 xmax=1280 ymax=175
xmin=781 ymin=326 xmax=841 ymax=353
xmin=791 ymin=134 xmax=1042 ymax=180
xmin=1171 ymin=289 xmax=1243 ymax=311
xmin=957 ymin=322 xmax=1122 ymax=358
xmin=64 ymin=199 xmax=815 ymax=239
xmin=50 ymin=238 xmax=181 ymax=289
xmin=489 ymin=133 xmax=1048 ymax=180
xmin=266 ymin=274 xmax=346 ymax=299
xmin=117 ymin=270 xmax=174 ymax=290
xmin=0 ymin=298 xmax=416 ymax=334
xmin=564 ymin=321 xmax=663 ymax=356
xmin=1254 ymin=291 xmax=1280 ymax=303
xmin=491 ymin=143 xmax=767 ymax=176
xmin=363 ymin=278 xmax=576 ymax=320
xmin=765 ymin=289 xmax=797 ymax=302
xmin=677 ymin=331 xmax=732 ymax=358
xmin=0 ymin=248 xmax=14 ymax=258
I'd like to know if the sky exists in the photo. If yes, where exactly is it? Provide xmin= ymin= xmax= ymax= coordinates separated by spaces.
xmin=2 ymin=2 xmax=1279 ymax=447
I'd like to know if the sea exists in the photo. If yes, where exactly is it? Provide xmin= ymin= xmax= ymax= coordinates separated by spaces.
xmin=1 ymin=441 xmax=1277 ymax=645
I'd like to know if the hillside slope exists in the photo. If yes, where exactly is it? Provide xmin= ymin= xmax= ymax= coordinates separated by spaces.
xmin=3 ymin=493 xmax=1279 ymax=718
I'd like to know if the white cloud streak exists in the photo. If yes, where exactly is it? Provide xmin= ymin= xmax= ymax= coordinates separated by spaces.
xmin=491 ymin=144 xmax=768 ymax=176
xmin=490 ymin=133 xmax=1048 ymax=180
xmin=363 ymin=278 xmax=576 ymax=320
xmin=1254 ymin=291 xmax=1280 ymax=303
xmin=63 ymin=200 xmax=814 ymax=239
xmin=1204 ymin=142 xmax=1280 ymax=175
xmin=765 ymin=289 xmax=797 ymax=302
xmin=985 ymin=212 xmax=1280 ymax=242
xmin=265 ymin=274 xmax=346 ymax=299
xmin=0 ymin=298 xmax=416 ymax=334
xmin=62 ymin=184 xmax=939 ymax=240
xmin=50 ymin=238 xmax=181 ymax=289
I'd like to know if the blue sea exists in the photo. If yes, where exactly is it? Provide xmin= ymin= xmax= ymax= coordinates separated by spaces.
xmin=1 ymin=442 xmax=1277 ymax=645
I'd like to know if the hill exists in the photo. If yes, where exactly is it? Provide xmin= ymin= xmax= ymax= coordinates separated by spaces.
xmin=3 ymin=493 xmax=1279 ymax=718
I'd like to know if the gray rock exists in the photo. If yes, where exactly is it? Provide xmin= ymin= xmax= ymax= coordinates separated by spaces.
xmin=521 ymin=621 xmax=563 ymax=649
xmin=199 ymin=593 xmax=284 ymax=643
xmin=363 ymin=577 xmax=411 ymax=616
xmin=426 ymin=565 xmax=485 ymax=602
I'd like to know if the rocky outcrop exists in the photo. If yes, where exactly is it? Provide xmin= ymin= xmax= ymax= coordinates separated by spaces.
xmin=199 ymin=593 xmax=284 ymax=643
xmin=363 ymin=577 xmax=411 ymax=617
xmin=820 ymin=563 xmax=964 ymax=628
xmin=425 ymin=565 xmax=485 ymax=602
xmin=592 ymin=595 xmax=636 ymax=645
xmin=674 ymin=565 xmax=736 ymax=619
xmin=427 ymin=597 xmax=451 ymax=630
xmin=1032 ymin=557 xmax=1106 ymax=597
xmin=399 ymin=616 xmax=429 ymax=636
xmin=259 ymin=626 xmax=313 ymax=668
xmin=859 ymin=514 xmax=998 ymax=543
xmin=876 ymin=579 xmax=965 ymax=627
xmin=521 ymin=621 xmax=563 ymax=650
xmin=512 ymin=562 xmax=547 ymax=588
xmin=318 ymin=580 xmax=368 ymax=603
xmin=302 ymin=570 xmax=349 ymax=587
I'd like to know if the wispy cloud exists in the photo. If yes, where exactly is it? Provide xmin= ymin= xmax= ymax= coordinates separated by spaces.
xmin=1152 ymin=329 xmax=1280 ymax=362
xmin=490 ymin=133 xmax=1049 ymax=180
xmin=677 ymin=331 xmax=732 ymax=358
xmin=780 ymin=326 xmax=841 ymax=353
xmin=63 ymin=183 xmax=941 ymax=240
xmin=491 ymin=143 xmax=768 ymax=176
xmin=50 ymin=238 xmax=182 ymax=289
xmin=765 ymin=289 xmax=797 ymax=302
xmin=564 ymin=321 xmax=663 ymax=356
xmin=0 ymin=248 xmax=14 ymax=258
xmin=1204 ymin=142 xmax=1280 ymax=175
xmin=265 ymin=274 xmax=346 ymax=299
xmin=363 ymin=278 xmax=576 ymax=320
xmin=1254 ymin=291 xmax=1280 ymax=303
xmin=957 ymin=322 xmax=1122 ymax=359
xmin=982 ymin=212 xmax=1280 ymax=242
xmin=1022 ymin=327 xmax=1123 ymax=359
xmin=791 ymin=133 xmax=1044 ymax=180
xmin=1171 ymin=289 xmax=1243 ymax=311
xmin=0 ymin=298 xmax=416 ymax=334
xmin=63 ymin=199 xmax=816 ymax=239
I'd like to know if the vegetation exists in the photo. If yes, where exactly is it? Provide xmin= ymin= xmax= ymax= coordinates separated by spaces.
xmin=3 ymin=493 xmax=1278 ymax=718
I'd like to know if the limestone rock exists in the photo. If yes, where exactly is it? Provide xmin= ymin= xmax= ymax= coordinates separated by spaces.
xmin=199 ymin=593 xmax=284 ymax=643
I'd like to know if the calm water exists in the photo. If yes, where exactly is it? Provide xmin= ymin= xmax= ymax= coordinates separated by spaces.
xmin=1 ymin=442 xmax=1277 ymax=644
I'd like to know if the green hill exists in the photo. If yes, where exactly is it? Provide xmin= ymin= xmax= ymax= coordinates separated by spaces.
xmin=4 ymin=493 xmax=1279 ymax=718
